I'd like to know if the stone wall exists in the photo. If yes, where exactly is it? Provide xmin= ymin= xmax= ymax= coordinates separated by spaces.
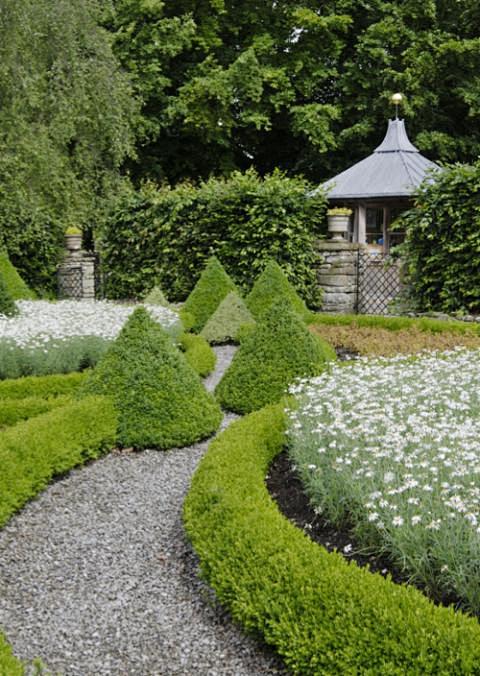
xmin=316 ymin=241 xmax=364 ymax=313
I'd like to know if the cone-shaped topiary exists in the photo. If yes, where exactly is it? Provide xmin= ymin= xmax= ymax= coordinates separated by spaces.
xmin=246 ymin=259 xmax=310 ymax=321
xmin=215 ymin=298 xmax=336 ymax=413
xmin=182 ymin=256 xmax=238 ymax=332
xmin=201 ymin=292 xmax=255 ymax=344
xmin=0 ymin=275 xmax=18 ymax=317
xmin=0 ymin=251 xmax=35 ymax=300
xmin=81 ymin=307 xmax=222 ymax=449
xmin=143 ymin=285 xmax=170 ymax=306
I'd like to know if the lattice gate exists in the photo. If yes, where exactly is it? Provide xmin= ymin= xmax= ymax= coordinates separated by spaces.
xmin=356 ymin=250 xmax=403 ymax=315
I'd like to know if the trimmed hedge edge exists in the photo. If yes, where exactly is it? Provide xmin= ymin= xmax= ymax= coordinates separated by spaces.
xmin=0 ymin=395 xmax=117 ymax=672
xmin=183 ymin=403 xmax=480 ymax=675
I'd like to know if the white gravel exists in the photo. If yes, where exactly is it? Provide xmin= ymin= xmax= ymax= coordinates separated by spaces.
xmin=0 ymin=346 xmax=286 ymax=675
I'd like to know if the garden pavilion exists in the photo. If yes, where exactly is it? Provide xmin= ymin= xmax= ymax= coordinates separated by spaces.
xmin=319 ymin=117 xmax=441 ymax=252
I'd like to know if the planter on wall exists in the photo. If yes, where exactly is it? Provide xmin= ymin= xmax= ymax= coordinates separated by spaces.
xmin=327 ymin=214 xmax=350 ymax=240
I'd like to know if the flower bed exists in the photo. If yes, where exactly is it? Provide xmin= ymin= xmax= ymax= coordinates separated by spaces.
xmin=0 ymin=300 xmax=183 ymax=379
xmin=288 ymin=348 xmax=480 ymax=614
xmin=184 ymin=402 xmax=480 ymax=674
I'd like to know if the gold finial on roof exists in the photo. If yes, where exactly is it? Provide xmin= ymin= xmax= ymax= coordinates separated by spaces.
xmin=391 ymin=92 xmax=403 ymax=119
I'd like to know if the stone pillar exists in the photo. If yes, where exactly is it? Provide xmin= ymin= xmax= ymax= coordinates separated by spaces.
xmin=57 ymin=235 xmax=97 ymax=300
xmin=316 ymin=240 xmax=363 ymax=314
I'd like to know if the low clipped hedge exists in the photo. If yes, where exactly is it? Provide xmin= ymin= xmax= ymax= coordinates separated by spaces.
xmin=179 ymin=333 xmax=216 ymax=377
xmin=0 ymin=371 xmax=87 ymax=399
xmin=0 ymin=396 xmax=117 ymax=528
xmin=310 ymin=312 xmax=480 ymax=335
xmin=184 ymin=403 xmax=480 ymax=675
xmin=0 ymin=394 xmax=73 ymax=428
xmin=0 ymin=634 xmax=23 ymax=675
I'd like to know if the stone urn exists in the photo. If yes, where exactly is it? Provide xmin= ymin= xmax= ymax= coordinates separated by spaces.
xmin=64 ymin=229 xmax=83 ymax=254
xmin=327 ymin=209 xmax=352 ymax=241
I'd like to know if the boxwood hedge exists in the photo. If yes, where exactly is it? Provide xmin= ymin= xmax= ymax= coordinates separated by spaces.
xmin=215 ymin=299 xmax=336 ymax=413
xmin=0 ymin=371 xmax=87 ymax=399
xmin=82 ymin=307 xmax=222 ymax=449
xmin=184 ymin=403 xmax=480 ymax=675
xmin=0 ymin=394 xmax=73 ymax=428
xmin=0 ymin=275 xmax=17 ymax=317
xmin=179 ymin=333 xmax=217 ymax=377
xmin=0 ymin=396 xmax=117 ymax=528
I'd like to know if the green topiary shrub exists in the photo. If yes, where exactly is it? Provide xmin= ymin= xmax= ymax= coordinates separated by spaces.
xmin=201 ymin=292 xmax=255 ymax=345
xmin=179 ymin=333 xmax=216 ymax=377
xmin=0 ymin=276 xmax=18 ymax=317
xmin=182 ymin=256 xmax=239 ymax=332
xmin=215 ymin=299 xmax=335 ymax=413
xmin=81 ymin=307 xmax=222 ymax=449
xmin=0 ymin=250 xmax=36 ymax=299
xmin=184 ymin=403 xmax=480 ymax=675
xmin=143 ymin=285 xmax=170 ymax=306
xmin=246 ymin=259 xmax=311 ymax=322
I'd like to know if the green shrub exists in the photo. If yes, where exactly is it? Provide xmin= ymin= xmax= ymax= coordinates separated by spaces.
xmin=82 ymin=307 xmax=222 ymax=449
xmin=0 ymin=395 xmax=116 ymax=528
xmin=201 ymin=292 xmax=255 ymax=345
xmin=0 ymin=275 xmax=18 ymax=317
xmin=179 ymin=333 xmax=216 ymax=377
xmin=0 ymin=250 xmax=35 ymax=300
xmin=0 ymin=336 xmax=109 ymax=380
xmin=0 ymin=371 xmax=86 ymax=399
xmin=184 ymin=403 xmax=480 ymax=675
xmin=0 ymin=634 xmax=23 ymax=675
xmin=310 ymin=312 xmax=480 ymax=335
xmin=396 ymin=162 xmax=480 ymax=314
xmin=99 ymin=170 xmax=327 ymax=305
xmin=143 ymin=285 xmax=170 ymax=306
xmin=215 ymin=299 xmax=336 ymax=413
xmin=246 ymin=259 xmax=311 ymax=322
xmin=182 ymin=256 xmax=239 ymax=333
xmin=0 ymin=394 xmax=72 ymax=428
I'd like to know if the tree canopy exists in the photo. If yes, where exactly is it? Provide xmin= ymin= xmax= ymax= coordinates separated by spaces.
xmin=0 ymin=0 xmax=135 ymax=290
xmin=108 ymin=0 xmax=480 ymax=184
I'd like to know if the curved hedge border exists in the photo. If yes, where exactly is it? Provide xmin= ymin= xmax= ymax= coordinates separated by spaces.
xmin=0 ymin=395 xmax=117 ymax=672
xmin=184 ymin=403 xmax=480 ymax=675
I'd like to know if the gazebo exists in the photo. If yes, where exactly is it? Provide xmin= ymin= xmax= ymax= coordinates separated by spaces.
xmin=319 ymin=116 xmax=440 ymax=252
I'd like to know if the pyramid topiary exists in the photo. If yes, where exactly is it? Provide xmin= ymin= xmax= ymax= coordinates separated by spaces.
xmin=0 ymin=251 xmax=35 ymax=300
xmin=215 ymin=298 xmax=336 ymax=414
xmin=246 ymin=259 xmax=310 ymax=322
xmin=201 ymin=291 xmax=255 ymax=344
xmin=0 ymin=275 xmax=18 ymax=317
xmin=182 ymin=256 xmax=238 ymax=332
xmin=143 ymin=285 xmax=170 ymax=306
xmin=81 ymin=307 xmax=222 ymax=449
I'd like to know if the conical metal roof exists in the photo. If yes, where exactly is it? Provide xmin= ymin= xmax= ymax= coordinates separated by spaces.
xmin=321 ymin=119 xmax=440 ymax=199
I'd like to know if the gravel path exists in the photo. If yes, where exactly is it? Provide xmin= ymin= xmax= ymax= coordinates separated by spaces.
xmin=0 ymin=346 xmax=286 ymax=675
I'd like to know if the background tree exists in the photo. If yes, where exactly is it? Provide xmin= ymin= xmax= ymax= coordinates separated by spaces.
xmin=0 ymin=0 xmax=135 ymax=291
xmin=108 ymin=0 xmax=480 ymax=184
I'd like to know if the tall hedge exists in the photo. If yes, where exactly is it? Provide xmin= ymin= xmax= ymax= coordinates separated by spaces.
xmin=98 ymin=169 xmax=327 ymax=306
xmin=398 ymin=162 xmax=480 ymax=314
